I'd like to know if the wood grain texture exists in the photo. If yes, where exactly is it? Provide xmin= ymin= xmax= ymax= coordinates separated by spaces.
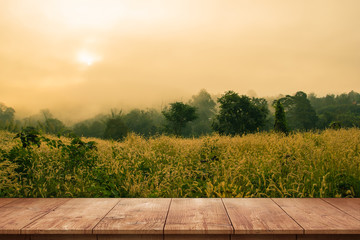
xmin=223 ymin=198 xmax=303 ymax=234
xmin=231 ymin=235 xmax=296 ymax=240
xmin=22 ymin=198 xmax=119 ymax=235
xmin=0 ymin=235 xmax=29 ymax=240
xmin=164 ymin=198 xmax=233 ymax=235
xmin=94 ymin=198 xmax=171 ymax=234
xmin=98 ymin=234 xmax=163 ymax=240
xmin=273 ymin=198 xmax=360 ymax=234
xmin=322 ymin=198 xmax=360 ymax=221
xmin=30 ymin=235 xmax=96 ymax=240
xmin=165 ymin=235 xmax=230 ymax=240
xmin=0 ymin=198 xmax=69 ymax=234
xmin=0 ymin=199 xmax=17 ymax=208
xmin=297 ymin=235 xmax=360 ymax=240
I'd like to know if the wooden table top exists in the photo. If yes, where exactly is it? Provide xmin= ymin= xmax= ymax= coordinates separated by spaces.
xmin=0 ymin=198 xmax=359 ymax=235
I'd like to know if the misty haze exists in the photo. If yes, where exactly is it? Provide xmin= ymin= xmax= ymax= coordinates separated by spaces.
xmin=1 ymin=0 xmax=359 ymax=122
xmin=1 ymin=0 xmax=360 ymax=200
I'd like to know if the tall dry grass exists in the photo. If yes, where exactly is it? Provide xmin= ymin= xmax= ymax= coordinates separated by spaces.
xmin=0 ymin=129 xmax=359 ymax=197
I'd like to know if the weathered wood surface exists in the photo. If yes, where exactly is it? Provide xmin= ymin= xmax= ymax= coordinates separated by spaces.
xmin=94 ymin=198 xmax=171 ymax=234
xmin=223 ymin=198 xmax=303 ymax=234
xmin=231 ymin=235 xmax=296 ymax=240
xmin=297 ymin=235 xmax=360 ymax=240
xmin=0 ymin=236 xmax=29 ymax=240
xmin=164 ymin=198 xmax=233 ymax=235
xmin=30 ymin=235 xmax=96 ymax=240
xmin=98 ymin=235 xmax=163 ymax=240
xmin=322 ymin=198 xmax=360 ymax=221
xmin=273 ymin=198 xmax=360 ymax=234
xmin=165 ymin=235 xmax=230 ymax=240
xmin=0 ymin=198 xmax=17 ymax=208
xmin=22 ymin=198 xmax=119 ymax=235
xmin=0 ymin=198 xmax=360 ymax=238
xmin=0 ymin=198 xmax=68 ymax=234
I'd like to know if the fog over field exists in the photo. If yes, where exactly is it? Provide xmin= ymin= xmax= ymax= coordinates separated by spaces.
xmin=1 ymin=0 xmax=359 ymax=121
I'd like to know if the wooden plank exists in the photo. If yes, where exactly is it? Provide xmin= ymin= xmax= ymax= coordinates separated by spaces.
xmin=98 ymin=235 xmax=163 ymax=240
xmin=297 ymin=235 xmax=360 ymax=240
xmin=164 ymin=198 xmax=233 ymax=235
xmin=1 ymin=198 xmax=68 ymax=210
xmin=22 ymin=198 xmax=119 ymax=235
xmin=30 ymin=235 xmax=96 ymax=240
xmin=0 ymin=235 xmax=29 ymax=240
xmin=94 ymin=198 xmax=171 ymax=234
xmin=165 ymin=235 xmax=230 ymax=240
xmin=273 ymin=198 xmax=360 ymax=234
xmin=223 ymin=198 xmax=303 ymax=234
xmin=322 ymin=198 xmax=360 ymax=221
xmin=0 ymin=198 xmax=68 ymax=234
xmin=231 ymin=235 xmax=296 ymax=240
xmin=0 ymin=199 xmax=17 ymax=208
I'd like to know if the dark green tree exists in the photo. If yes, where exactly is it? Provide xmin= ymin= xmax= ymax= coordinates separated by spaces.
xmin=35 ymin=110 xmax=67 ymax=135
xmin=186 ymin=89 xmax=216 ymax=136
xmin=0 ymin=103 xmax=15 ymax=130
xmin=280 ymin=91 xmax=318 ymax=131
xmin=87 ymin=121 xmax=106 ymax=138
xmin=103 ymin=111 xmax=128 ymax=140
xmin=72 ymin=114 xmax=107 ymax=138
xmin=73 ymin=123 xmax=89 ymax=137
xmin=273 ymin=100 xmax=288 ymax=134
xmin=43 ymin=118 xmax=66 ymax=134
xmin=309 ymin=91 xmax=360 ymax=129
xmin=162 ymin=102 xmax=197 ymax=136
xmin=124 ymin=109 xmax=159 ymax=137
xmin=73 ymin=120 xmax=106 ymax=138
xmin=212 ymin=91 xmax=269 ymax=135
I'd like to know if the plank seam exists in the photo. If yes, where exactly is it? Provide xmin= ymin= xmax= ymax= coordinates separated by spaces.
xmin=321 ymin=198 xmax=360 ymax=222
xmin=163 ymin=198 xmax=173 ymax=237
xmin=91 ymin=199 xmax=121 ymax=234
xmin=20 ymin=198 xmax=71 ymax=234
xmin=221 ymin=198 xmax=235 ymax=235
xmin=270 ymin=198 xmax=305 ymax=235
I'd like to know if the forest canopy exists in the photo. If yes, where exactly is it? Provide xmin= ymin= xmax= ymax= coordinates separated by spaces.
xmin=1 ymin=90 xmax=360 ymax=139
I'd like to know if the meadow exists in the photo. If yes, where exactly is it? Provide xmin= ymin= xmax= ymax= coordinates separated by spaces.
xmin=0 ymin=129 xmax=359 ymax=198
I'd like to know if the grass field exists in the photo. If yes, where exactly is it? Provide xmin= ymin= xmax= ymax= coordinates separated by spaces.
xmin=0 ymin=129 xmax=359 ymax=198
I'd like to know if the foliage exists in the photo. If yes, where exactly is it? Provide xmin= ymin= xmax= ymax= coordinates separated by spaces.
xmin=212 ymin=91 xmax=269 ymax=135
xmin=4 ymin=90 xmax=360 ymax=139
xmin=279 ymin=91 xmax=318 ymax=131
xmin=185 ymin=89 xmax=216 ymax=137
xmin=273 ymin=100 xmax=288 ymax=134
xmin=0 ymin=129 xmax=97 ymax=197
xmin=0 ymin=129 xmax=359 ymax=198
xmin=309 ymin=91 xmax=360 ymax=129
xmin=124 ymin=109 xmax=163 ymax=137
xmin=15 ymin=127 xmax=41 ymax=148
xmin=73 ymin=114 xmax=107 ymax=138
xmin=15 ymin=109 xmax=69 ymax=136
xmin=103 ymin=111 xmax=128 ymax=140
xmin=41 ymin=118 xmax=67 ymax=135
xmin=0 ymin=103 xmax=16 ymax=131
xmin=329 ymin=121 xmax=341 ymax=130
xmin=162 ymin=102 xmax=197 ymax=136
xmin=73 ymin=120 xmax=106 ymax=138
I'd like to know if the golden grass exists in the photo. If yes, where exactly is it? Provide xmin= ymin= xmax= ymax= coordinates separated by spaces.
xmin=0 ymin=129 xmax=359 ymax=197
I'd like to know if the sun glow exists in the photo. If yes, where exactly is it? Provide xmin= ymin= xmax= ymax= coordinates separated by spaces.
xmin=77 ymin=51 xmax=99 ymax=66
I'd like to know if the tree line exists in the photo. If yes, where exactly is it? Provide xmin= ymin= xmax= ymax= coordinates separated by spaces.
xmin=1 ymin=89 xmax=360 ymax=139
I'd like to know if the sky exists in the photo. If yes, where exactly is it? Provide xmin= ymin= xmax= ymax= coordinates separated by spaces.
xmin=1 ymin=0 xmax=360 ymax=121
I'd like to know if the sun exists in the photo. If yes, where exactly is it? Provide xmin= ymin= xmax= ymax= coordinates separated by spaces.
xmin=77 ymin=51 xmax=98 ymax=66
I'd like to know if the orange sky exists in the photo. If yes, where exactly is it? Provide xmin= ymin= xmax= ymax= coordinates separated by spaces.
xmin=1 ymin=0 xmax=360 ymax=121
